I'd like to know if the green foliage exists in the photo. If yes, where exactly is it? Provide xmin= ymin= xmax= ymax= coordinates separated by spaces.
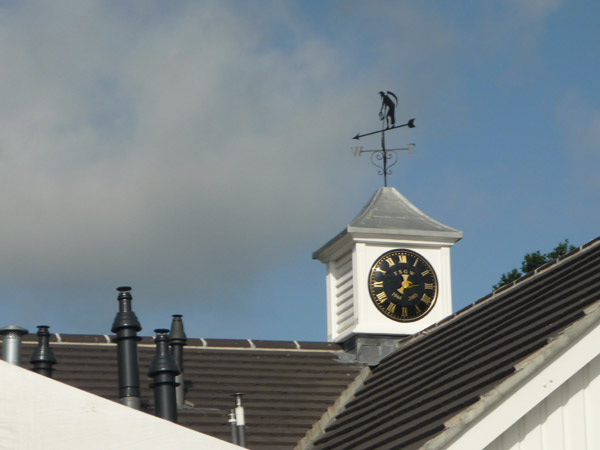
xmin=493 ymin=239 xmax=576 ymax=291
xmin=492 ymin=268 xmax=521 ymax=291
xmin=521 ymin=251 xmax=547 ymax=274
xmin=547 ymin=239 xmax=576 ymax=260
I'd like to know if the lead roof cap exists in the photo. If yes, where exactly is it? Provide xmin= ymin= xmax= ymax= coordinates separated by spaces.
xmin=313 ymin=187 xmax=463 ymax=260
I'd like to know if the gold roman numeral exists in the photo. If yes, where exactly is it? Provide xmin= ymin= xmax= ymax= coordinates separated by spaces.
xmin=386 ymin=303 xmax=396 ymax=314
xmin=422 ymin=294 xmax=432 ymax=304
xmin=385 ymin=257 xmax=395 ymax=267
xmin=375 ymin=291 xmax=388 ymax=303
xmin=372 ymin=281 xmax=384 ymax=288
xmin=424 ymin=283 xmax=434 ymax=290
xmin=398 ymin=254 xmax=407 ymax=263
xmin=401 ymin=307 xmax=408 ymax=317
xmin=421 ymin=269 xmax=431 ymax=276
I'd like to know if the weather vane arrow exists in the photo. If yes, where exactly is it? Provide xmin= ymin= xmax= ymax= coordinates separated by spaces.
xmin=352 ymin=91 xmax=416 ymax=187
xmin=352 ymin=118 xmax=415 ymax=140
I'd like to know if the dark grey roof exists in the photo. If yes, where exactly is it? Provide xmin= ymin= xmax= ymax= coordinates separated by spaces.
xmin=12 ymin=236 xmax=600 ymax=449
xmin=19 ymin=337 xmax=366 ymax=450
xmin=313 ymin=188 xmax=462 ymax=260
xmin=309 ymin=237 xmax=600 ymax=449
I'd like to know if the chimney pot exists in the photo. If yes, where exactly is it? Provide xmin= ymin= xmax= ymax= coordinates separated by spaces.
xmin=30 ymin=325 xmax=57 ymax=377
xmin=148 ymin=329 xmax=180 ymax=422
xmin=169 ymin=314 xmax=187 ymax=408
xmin=0 ymin=325 xmax=29 ymax=365
xmin=111 ymin=286 xmax=142 ymax=409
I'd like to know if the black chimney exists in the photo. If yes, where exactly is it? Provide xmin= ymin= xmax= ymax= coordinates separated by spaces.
xmin=111 ymin=286 xmax=142 ymax=409
xmin=148 ymin=328 xmax=180 ymax=422
xmin=169 ymin=314 xmax=187 ymax=408
xmin=30 ymin=325 xmax=56 ymax=377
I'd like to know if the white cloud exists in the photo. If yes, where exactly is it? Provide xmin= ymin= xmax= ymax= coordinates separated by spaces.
xmin=0 ymin=2 xmax=392 ymax=331
xmin=512 ymin=0 xmax=564 ymax=19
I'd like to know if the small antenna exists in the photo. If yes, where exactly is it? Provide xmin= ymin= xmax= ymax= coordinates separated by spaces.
xmin=352 ymin=91 xmax=416 ymax=187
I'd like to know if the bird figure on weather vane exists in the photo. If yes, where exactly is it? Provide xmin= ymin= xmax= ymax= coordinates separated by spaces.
xmin=352 ymin=91 xmax=416 ymax=187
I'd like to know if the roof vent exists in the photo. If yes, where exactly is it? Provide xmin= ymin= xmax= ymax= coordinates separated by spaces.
xmin=229 ymin=409 xmax=239 ymax=445
xmin=0 ymin=325 xmax=29 ymax=365
xmin=30 ymin=325 xmax=57 ymax=377
xmin=111 ymin=286 xmax=142 ymax=409
xmin=169 ymin=314 xmax=187 ymax=408
xmin=232 ymin=393 xmax=246 ymax=447
xmin=148 ymin=328 xmax=180 ymax=422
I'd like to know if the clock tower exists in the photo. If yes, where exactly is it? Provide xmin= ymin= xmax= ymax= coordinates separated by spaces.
xmin=313 ymin=187 xmax=462 ymax=362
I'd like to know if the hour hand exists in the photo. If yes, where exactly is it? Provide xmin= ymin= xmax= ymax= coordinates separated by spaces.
xmin=404 ymin=281 xmax=418 ymax=289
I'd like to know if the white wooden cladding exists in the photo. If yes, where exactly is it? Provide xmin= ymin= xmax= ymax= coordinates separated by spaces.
xmin=485 ymin=353 xmax=600 ymax=450
xmin=332 ymin=252 xmax=354 ymax=335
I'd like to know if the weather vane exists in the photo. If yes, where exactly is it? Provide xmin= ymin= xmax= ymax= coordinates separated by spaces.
xmin=352 ymin=91 xmax=416 ymax=187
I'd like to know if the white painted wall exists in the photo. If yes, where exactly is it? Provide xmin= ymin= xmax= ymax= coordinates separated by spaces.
xmin=0 ymin=360 xmax=240 ymax=450
xmin=484 ymin=353 xmax=600 ymax=450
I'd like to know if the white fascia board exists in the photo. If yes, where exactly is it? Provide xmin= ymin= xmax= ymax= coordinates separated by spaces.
xmin=424 ymin=301 xmax=600 ymax=450
xmin=313 ymin=231 xmax=353 ymax=263
xmin=347 ymin=227 xmax=462 ymax=244
xmin=0 ymin=361 xmax=241 ymax=450
xmin=314 ymin=231 xmax=456 ymax=264
xmin=351 ymin=234 xmax=456 ymax=249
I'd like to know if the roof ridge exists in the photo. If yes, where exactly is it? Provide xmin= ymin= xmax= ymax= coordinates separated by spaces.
xmin=19 ymin=333 xmax=343 ymax=352
xmin=294 ymin=365 xmax=372 ymax=450
xmin=482 ymin=236 xmax=600 ymax=303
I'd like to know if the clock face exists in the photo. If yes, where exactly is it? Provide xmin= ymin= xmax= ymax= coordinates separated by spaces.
xmin=368 ymin=249 xmax=438 ymax=322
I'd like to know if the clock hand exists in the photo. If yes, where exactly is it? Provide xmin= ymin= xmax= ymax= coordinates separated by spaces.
xmin=397 ymin=274 xmax=410 ymax=295
xmin=397 ymin=275 xmax=419 ymax=296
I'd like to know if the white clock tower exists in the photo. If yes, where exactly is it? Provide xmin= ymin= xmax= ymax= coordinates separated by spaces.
xmin=313 ymin=187 xmax=462 ymax=362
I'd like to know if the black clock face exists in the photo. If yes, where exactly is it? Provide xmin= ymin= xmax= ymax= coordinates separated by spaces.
xmin=368 ymin=249 xmax=438 ymax=322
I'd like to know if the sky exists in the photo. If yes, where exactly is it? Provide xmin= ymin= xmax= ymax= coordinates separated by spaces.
xmin=0 ymin=0 xmax=599 ymax=342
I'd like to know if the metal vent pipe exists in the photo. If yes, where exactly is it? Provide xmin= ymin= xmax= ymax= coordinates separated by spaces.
xmin=0 ymin=326 xmax=29 ymax=365
xmin=229 ymin=409 xmax=239 ymax=445
xmin=30 ymin=325 xmax=56 ymax=377
xmin=110 ymin=286 xmax=142 ymax=409
xmin=148 ymin=329 xmax=180 ymax=422
xmin=233 ymin=393 xmax=246 ymax=447
xmin=169 ymin=314 xmax=187 ymax=408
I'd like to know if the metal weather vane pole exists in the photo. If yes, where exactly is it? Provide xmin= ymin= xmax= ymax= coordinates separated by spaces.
xmin=352 ymin=91 xmax=416 ymax=187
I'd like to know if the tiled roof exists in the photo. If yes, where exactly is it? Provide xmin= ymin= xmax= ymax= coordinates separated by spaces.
xmin=18 ymin=337 xmax=366 ymax=450
xmin=310 ymin=237 xmax=600 ymax=449
xmin=12 ymin=236 xmax=600 ymax=449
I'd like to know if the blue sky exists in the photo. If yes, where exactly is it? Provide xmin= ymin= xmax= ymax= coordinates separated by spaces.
xmin=0 ymin=0 xmax=598 ymax=341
